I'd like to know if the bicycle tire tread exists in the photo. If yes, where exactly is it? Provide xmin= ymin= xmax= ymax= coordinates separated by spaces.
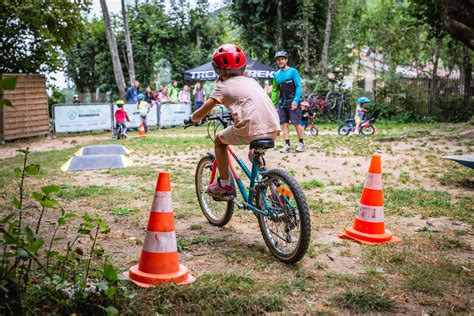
xmin=258 ymin=169 xmax=311 ymax=264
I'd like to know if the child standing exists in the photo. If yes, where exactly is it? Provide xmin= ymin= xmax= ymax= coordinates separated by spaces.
xmin=189 ymin=44 xmax=281 ymax=201
xmin=115 ymin=100 xmax=130 ymax=139
xmin=137 ymin=93 xmax=150 ymax=133
xmin=355 ymin=97 xmax=370 ymax=133
xmin=193 ymin=82 xmax=206 ymax=111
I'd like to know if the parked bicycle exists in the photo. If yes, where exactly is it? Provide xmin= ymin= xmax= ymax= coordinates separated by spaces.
xmin=338 ymin=116 xmax=376 ymax=136
xmin=184 ymin=112 xmax=311 ymax=263
xmin=306 ymin=92 xmax=351 ymax=122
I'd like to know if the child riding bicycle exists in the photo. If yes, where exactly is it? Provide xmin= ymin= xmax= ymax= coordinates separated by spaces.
xmin=355 ymin=97 xmax=370 ymax=133
xmin=114 ymin=99 xmax=130 ymax=139
xmin=188 ymin=44 xmax=281 ymax=201
xmin=300 ymin=99 xmax=317 ymax=135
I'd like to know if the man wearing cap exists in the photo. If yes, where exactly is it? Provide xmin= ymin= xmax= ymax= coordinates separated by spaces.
xmin=272 ymin=51 xmax=304 ymax=153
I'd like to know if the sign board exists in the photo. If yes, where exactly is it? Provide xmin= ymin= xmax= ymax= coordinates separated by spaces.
xmin=113 ymin=102 xmax=158 ymax=128
xmin=159 ymin=103 xmax=192 ymax=126
xmin=54 ymin=104 xmax=112 ymax=133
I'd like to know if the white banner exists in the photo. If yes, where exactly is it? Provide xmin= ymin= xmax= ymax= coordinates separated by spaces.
xmin=54 ymin=104 xmax=112 ymax=133
xmin=113 ymin=102 xmax=158 ymax=128
xmin=159 ymin=103 xmax=192 ymax=126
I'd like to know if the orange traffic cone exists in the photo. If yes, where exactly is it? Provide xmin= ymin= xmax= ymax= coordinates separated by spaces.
xmin=138 ymin=122 xmax=146 ymax=137
xmin=124 ymin=172 xmax=194 ymax=287
xmin=339 ymin=155 xmax=400 ymax=245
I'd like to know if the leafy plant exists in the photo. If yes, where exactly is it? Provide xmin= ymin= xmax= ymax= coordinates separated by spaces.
xmin=0 ymin=148 xmax=127 ymax=314
xmin=0 ymin=76 xmax=17 ymax=107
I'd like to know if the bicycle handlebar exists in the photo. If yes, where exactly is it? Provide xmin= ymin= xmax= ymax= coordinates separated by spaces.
xmin=183 ymin=112 xmax=233 ymax=129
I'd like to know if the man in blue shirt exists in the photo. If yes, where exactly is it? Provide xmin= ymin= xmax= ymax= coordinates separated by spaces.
xmin=125 ymin=80 xmax=140 ymax=103
xmin=271 ymin=51 xmax=304 ymax=153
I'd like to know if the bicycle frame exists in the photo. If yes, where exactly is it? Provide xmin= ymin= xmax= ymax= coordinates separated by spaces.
xmin=208 ymin=146 xmax=277 ymax=219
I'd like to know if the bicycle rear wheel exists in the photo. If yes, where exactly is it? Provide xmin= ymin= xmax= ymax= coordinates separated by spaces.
xmin=310 ymin=126 xmax=318 ymax=136
xmin=195 ymin=155 xmax=234 ymax=226
xmin=256 ymin=169 xmax=311 ymax=263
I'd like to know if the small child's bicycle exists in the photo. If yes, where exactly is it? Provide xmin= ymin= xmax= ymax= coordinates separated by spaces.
xmin=338 ymin=117 xmax=376 ymax=136
xmin=184 ymin=113 xmax=311 ymax=263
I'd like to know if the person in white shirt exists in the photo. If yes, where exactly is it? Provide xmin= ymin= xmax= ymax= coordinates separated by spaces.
xmin=178 ymin=85 xmax=191 ymax=104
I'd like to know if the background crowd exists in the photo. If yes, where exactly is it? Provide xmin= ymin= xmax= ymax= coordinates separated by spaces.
xmin=124 ymin=79 xmax=206 ymax=111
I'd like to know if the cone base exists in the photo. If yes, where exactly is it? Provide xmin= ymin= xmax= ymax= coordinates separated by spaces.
xmin=339 ymin=226 xmax=400 ymax=245
xmin=125 ymin=264 xmax=195 ymax=288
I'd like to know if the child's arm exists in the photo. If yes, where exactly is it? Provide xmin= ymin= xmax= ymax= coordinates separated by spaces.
xmin=191 ymin=98 xmax=218 ymax=122
xmin=125 ymin=111 xmax=130 ymax=122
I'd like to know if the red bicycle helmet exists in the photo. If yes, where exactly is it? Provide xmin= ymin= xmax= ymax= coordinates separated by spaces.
xmin=211 ymin=44 xmax=247 ymax=77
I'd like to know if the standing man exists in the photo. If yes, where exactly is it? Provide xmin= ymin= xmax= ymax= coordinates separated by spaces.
xmin=125 ymin=80 xmax=140 ymax=103
xmin=272 ymin=51 xmax=304 ymax=153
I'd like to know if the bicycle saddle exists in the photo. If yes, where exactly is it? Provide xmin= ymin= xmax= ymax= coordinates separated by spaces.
xmin=250 ymin=139 xmax=275 ymax=150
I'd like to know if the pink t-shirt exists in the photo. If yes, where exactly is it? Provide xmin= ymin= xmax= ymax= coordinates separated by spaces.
xmin=210 ymin=76 xmax=281 ymax=137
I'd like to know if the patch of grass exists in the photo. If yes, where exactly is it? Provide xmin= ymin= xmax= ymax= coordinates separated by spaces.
xmin=191 ymin=236 xmax=225 ymax=246
xmin=287 ymin=168 xmax=296 ymax=176
xmin=189 ymin=224 xmax=203 ymax=230
xmin=431 ymin=235 xmax=472 ymax=251
xmin=332 ymin=290 xmax=393 ymax=312
xmin=301 ymin=179 xmax=325 ymax=190
xmin=399 ymin=171 xmax=410 ymax=184
xmin=110 ymin=207 xmax=138 ymax=215
xmin=438 ymin=167 xmax=474 ymax=188
xmin=384 ymin=188 xmax=473 ymax=224
xmin=57 ymin=184 xmax=123 ymax=199
xmin=308 ymin=198 xmax=345 ymax=215
xmin=142 ymin=273 xmax=284 ymax=314
xmin=177 ymin=236 xmax=225 ymax=251
xmin=406 ymin=267 xmax=444 ymax=294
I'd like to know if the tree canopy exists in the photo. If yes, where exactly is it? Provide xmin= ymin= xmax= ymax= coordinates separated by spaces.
xmin=0 ymin=0 xmax=90 ymax=73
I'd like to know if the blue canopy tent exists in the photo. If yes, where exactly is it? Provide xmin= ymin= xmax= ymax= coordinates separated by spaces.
xmin=184 ymin=59 xmax=275 ymax=81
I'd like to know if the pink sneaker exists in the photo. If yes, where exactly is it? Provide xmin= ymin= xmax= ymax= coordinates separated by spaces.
xmin=206 ymin=178 xmax=234 ymax=201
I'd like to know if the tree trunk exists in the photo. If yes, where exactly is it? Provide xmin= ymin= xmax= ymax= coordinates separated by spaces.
xmin=461 ymin=45 xmax=472 ymax=104
xmin=429 ymin=37 xmax=441 ymax=115
xmin=100 ymin=0 xmax=126 ymax=97
xmin=320 ymin=0 xmax=335 ymax=75
xmin=122 ymin=0 xmax=136 ymax=85
xmin=302 ymin=0 xmax=311 ymax=77
xmin=276 ymin=1 xmax=283 ymax=49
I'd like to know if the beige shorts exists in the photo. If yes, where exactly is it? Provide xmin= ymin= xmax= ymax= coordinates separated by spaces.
xmin=217 ymin=126 xmax=278 ymax=146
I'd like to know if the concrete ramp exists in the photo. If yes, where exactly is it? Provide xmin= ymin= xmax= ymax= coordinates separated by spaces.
xmin=62 ymin=144 xmax=132 ymax=171
xmin=76 ymin=144 xmax=130 ymax=156
xmin=443 ymin=155 xmax=474 ymax=169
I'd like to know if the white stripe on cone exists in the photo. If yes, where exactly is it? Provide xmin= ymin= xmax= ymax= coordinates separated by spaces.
xmin=142 ymin=231 xmax=178 ymax=253
xmin=364 ymin=173 xmax=383 ymax=190
xmin=355 ymin=204 xmax=385 ymax=223
xmin=151 ymin=191 xmax=172 ymax=213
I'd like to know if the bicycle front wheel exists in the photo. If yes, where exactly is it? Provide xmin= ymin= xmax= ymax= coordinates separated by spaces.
xmin=256 ymin=169 xmax=311 ymax=263
xmin=195 ymin=155 xmax=234 ymax=226
xmin=360 ymin=124 xmax=375 ymax=136
xmin=338 ymin=123 xmax=351 ymax=136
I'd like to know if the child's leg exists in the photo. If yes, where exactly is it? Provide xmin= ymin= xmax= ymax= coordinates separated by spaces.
xmin=214 ymin=135 xmax=229 ymax=180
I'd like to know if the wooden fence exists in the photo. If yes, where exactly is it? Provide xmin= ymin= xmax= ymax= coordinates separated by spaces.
xmin=1 ymin=74 xmax=50 ymax=142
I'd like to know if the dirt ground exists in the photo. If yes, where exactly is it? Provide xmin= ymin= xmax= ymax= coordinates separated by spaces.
xmin=1 ymin=122 xmax=473 ymax=314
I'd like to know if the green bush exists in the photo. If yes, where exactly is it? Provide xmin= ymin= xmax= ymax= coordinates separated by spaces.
xmin=0 ymin=149 xmax=128 ymax=315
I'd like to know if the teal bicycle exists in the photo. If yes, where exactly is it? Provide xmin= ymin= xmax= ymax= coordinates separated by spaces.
xmin=184 ymin=113 xmax=311 ymax=263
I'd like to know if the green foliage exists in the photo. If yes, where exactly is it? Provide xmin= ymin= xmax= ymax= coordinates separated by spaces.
xmin=0 ymin=149 xmax=127 ymax=314
xmin=0 ymin=76 xmax=17 ymax=107
xmin=0 ymin=0 xmax=90 ymax=73
xmin=66 ymin=2 xmax=231 ymax=94
xmin=231 ymin=0 xmax=326 ymax=70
